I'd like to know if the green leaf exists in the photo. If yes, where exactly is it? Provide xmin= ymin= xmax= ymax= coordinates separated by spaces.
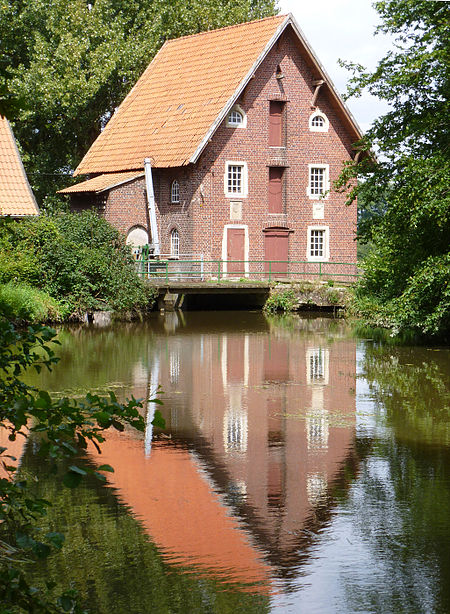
xmin=151 ymin=410 xmax=166 ymax=429
xmin=97 ymin=464 xmax=114 ymax=473
xmin=112 ymin=419 xmax=124 ymax=432
xmin=63 ymin=471 xmax=83 ymax=488
xmin=46 ymin=532 xmax=65 ymax=549
xmin=59 ymin=595 xmax=75 ymax=612
xmin=68 ymin=465 xmax=87 ymax=476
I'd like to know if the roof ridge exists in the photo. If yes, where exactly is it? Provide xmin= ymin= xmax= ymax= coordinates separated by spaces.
xmin=164 ymin=13 xmax=287 ymax=45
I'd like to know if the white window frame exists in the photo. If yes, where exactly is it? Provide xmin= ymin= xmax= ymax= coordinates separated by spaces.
xmin=170 ymin=228 xmax=180 ymax=258
xmin=307 ymin=226 xmax=330 ymax=262
xmin=226 ymin=104 xmax=247 ymax=128
xmin=306 ymin=347 xmax=330 ymax=385
xmin=170 ymin=180 xmax=180 ymax=203
xmin=307 ymin=164 xmax=329 ymax=199
xmin=309 ymin=110 xmax=329 ymax=132
xmin=224 ymin=161 xmax=248 ymax=198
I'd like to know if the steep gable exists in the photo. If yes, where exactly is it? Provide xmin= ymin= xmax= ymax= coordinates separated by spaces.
xmin=74 ymin=15 xmax=287 ymax=175
xmin=0 ymin=116 xmax=39 ymax=216
xmin=73 ymin=13 xmax=363 ymax=182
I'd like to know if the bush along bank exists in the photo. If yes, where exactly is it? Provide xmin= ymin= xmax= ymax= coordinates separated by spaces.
xmin=0 ymin=212 xmax=157 ymax=323
xmin=263 ymin=281 xmax=351 ymax=314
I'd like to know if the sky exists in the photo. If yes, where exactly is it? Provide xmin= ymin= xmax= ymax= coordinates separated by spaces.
xmin=278 ymin=0 xmax=394 ymax=133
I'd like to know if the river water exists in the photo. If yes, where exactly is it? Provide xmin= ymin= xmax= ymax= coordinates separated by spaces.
xmin=20 ymin=312 xmax=450 ymax=613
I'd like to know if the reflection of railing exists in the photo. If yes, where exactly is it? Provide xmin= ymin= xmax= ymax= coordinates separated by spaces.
xmin=135 ymin=251 xmax=360 ymax=282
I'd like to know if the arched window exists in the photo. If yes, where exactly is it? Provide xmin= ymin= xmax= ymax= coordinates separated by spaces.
xmin=170 ymin=228 xmax=180 ymax=257
xmin=312 ymin=115 xmax=324 ymax=128
xmin=171 ymin=180 xmax=180 ymax=203
xmin=228 ymin=110 xmax=243 ymax=125
xmin=309 ymin=111 xmax=329 ymax=132
xmin=226 ymin=104 xmax=247 ymax=128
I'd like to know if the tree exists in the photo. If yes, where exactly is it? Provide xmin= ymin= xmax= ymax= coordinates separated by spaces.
xmin=0 ymin=0 xmax=277 ymax=205
xmin=0 ymin=318 xmax=164 ymax=612
xmin=337 ymin=0 xmax=450 ymax=338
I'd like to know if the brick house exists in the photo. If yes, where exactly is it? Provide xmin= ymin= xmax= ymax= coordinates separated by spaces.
xmin=61 ymin=14 xmax=361 ymax=277
xmin=0 ymin=115 xmax=39 ymax=217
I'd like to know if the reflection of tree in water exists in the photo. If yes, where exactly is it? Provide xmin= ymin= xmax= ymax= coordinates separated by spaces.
xmin=341 ymin=344 xmax=450 ymax=613
xmin=21 ymin=443 xmax=271 ymax=614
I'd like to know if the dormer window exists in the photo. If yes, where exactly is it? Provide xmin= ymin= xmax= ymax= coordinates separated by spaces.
xmin=171 ymin=180 xmax=180 ymax=203
xmin=309 ymin=111 xmax=329 ymax=132
xmin=226 ymin=104 xmax=247 ymax=128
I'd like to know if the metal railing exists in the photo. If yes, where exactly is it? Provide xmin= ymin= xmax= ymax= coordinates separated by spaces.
xmin=135 ymin=251 xmax=360 ymax=283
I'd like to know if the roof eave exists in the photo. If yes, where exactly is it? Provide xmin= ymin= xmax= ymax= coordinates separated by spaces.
xmin=59 ymin=172 xmax=145 ymax=195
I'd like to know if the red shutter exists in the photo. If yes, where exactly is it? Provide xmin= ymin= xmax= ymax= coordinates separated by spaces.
xmin=269 ymin=101 xmax=283 ymax=147
xmin=268 ymin=167 xmax=283 ymax=213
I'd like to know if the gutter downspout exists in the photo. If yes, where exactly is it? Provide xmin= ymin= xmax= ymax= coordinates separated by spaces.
xmin=144 ymin=157 xmax=160 ymax=257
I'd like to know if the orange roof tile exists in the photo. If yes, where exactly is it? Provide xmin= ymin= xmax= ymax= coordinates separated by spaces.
xmin=58 ymin=171 xmax=144 ymax=194
xmin=74 ymin=14 xmax=362 ymax=178
xmin=0 ymin=116 xmax=39 ymax=216
xmin=74 ymin=14 xmax=287 ymax=175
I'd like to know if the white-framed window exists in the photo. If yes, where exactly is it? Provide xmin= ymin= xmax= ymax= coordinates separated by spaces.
xmin=307 ymin=226 xmax=330 ymax=262
xmin=306 ymin=410 xmax=329 ymax=449
xmin=306 ymin=472 xmax=327 ymax=505
xmin=306 ymin=347 xmax=330 ymax=384
xmin=307 ymin=164 xmax=329 ymax=199
xmin=309 ymin=111 xmax=329 ymax=132
xmin=226 ymin=104 xmax=247 ymax=128
xmin=224 ymin=161 xmax=248 ymax=198
xmin=171 ymin=180 xmax=180 ymax=203
xmin=170 ymin=228 xmax=180 ymax=257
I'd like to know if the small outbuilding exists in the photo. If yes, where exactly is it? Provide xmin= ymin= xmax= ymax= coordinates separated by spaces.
xmin=0 ymin=115 xmax=39 ymax=217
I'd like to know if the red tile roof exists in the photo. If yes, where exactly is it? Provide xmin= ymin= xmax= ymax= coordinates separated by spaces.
xmin=73 ymin=14 xmax=362 ymax=178
xmin=74 ymin=15 xmax=287 ymax=175
xmin=59 ymin=171 xmax=144 ymax=194
xmin=0 ymin=116 xmax=39 ymax=216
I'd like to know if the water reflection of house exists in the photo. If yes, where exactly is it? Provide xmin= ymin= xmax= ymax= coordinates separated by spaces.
xmin=103 ymin=318 xmax=358 ymax=581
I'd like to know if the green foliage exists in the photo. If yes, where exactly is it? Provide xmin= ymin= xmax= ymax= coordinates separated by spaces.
xmin=0 ymin=283 xmax=64 ymax=323
xmin=0 ymin=317 xmax=163 ymax=612
xmin=0 ymin=212 xmax=157 ymax=320
xmin=0 ymin=0 xmax=276 ymax=205
xmin=337 ymin=1 xmax=450 ymax=339
xmin=263 ymin=288 xmax=296 ymax=313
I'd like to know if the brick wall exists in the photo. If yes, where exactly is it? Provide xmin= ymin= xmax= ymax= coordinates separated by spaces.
xmin=73 ymin=25 xmax=357 ymax=271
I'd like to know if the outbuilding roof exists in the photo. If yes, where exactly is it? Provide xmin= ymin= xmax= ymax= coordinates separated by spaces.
xmin=74 ymin=13 xmax=362 ymax=178
xmin=59 ymin=171 xmax=144 ymax=194
xmin=0 ymin=116 xmax=39 ymax=216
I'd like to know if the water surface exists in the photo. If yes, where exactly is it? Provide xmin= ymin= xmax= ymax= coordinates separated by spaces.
xmin=21 ymin=312 xmax=450 ymax=613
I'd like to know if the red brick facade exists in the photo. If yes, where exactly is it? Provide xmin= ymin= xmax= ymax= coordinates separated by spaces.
xmin=71 ymin=27 xmax=357 ymax=270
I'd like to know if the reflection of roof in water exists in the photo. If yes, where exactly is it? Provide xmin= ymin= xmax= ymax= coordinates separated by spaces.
xmin=90 ymin=421 xmax=362 ymax=588
xmin=181 ymin=431 xmax=363 ymax=583
xmin=90 ymin=431 xmax=273 ymax=592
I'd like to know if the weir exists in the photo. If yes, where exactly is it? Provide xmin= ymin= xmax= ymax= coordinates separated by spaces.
xmin=150 ymin=280 xmax=271 ymax=311
xmin=149 ymin=279 xmax=350 ymax=312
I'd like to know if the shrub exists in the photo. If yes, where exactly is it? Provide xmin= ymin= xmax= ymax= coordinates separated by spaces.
xmin=264 ymin=289 xmax=296 ymax=313
xmin=0 ymin=212 xmax=156 ymax=319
